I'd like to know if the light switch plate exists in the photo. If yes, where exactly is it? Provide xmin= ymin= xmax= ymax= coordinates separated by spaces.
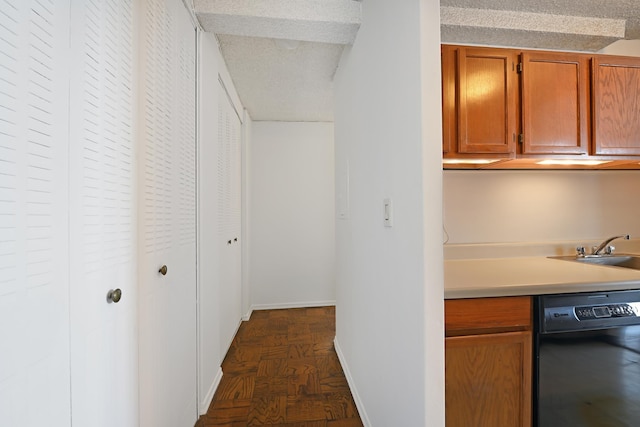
xmin=383 ymin=198 xmax=393 ymax=227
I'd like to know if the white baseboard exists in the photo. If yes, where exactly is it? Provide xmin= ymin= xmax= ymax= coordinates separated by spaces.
xmin=199 ymin=367 xmax=223 ymax=415
xmin=247 ymin=300 xmax=336 ymax=319
xmin=334 ymin=337 xmax=372 ymax=427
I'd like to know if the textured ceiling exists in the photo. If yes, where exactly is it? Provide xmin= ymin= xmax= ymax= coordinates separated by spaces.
xmin=194 ymin=0 xmax=360 ymax=122
xmin=192 ymin=0 xmax=640 ymax=122
xmin=216 ymin=35 xmax=342 ymax=122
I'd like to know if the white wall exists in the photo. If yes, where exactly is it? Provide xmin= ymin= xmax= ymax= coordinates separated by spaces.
xmin=599 ymin=39 xmax=640 ymax=56
xmin=241 ymin=111 xmax=252 ymax=317
xmin=333 ymin=0 xmax=444 ymax=425
xmin=444 ymin=170 xmax=640 ymax=245
xmin=248 ymin=121 xmax=336 ymax=310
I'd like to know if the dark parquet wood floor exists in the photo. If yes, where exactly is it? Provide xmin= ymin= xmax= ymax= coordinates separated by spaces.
xmin=196 ymin=306 xmax=364 ymax=427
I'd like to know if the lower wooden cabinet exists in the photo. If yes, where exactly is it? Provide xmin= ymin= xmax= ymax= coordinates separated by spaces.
xmin=445 ymin=297 xmax=532 ymax=427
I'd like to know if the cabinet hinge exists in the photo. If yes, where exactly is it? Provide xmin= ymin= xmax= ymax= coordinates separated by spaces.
xmin=517 ymin=63 xmax=523 ymax=73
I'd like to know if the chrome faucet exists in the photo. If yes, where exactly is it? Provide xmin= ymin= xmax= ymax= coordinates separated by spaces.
xmin=591 ymin=234 xmax=630 ymax=256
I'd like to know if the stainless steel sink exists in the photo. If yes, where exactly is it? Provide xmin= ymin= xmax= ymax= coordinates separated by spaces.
xmin=550 ymin=255 xmax=640 ymax=271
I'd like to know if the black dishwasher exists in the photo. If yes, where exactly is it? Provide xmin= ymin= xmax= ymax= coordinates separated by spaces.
xmin=535 ymin=290 xmax=640 ymax=427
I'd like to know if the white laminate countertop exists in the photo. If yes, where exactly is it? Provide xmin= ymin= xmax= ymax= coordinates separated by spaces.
xmin=445 ymin=256 xmax=640 ymax=299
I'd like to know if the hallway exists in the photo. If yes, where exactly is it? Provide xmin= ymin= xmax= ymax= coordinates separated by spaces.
xmin=197 ymin=307 xmax=363 ymax=426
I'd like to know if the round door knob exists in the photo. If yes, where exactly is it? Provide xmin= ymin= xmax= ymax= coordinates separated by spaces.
xmin=159 ymin=265 xmax=168 ymax=276
xmin=107 ymin=288 xmax=122 ymax=303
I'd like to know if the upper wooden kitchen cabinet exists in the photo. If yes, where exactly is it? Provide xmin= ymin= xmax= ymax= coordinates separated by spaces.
xmin=520 ymin=51 xmax=590 ymax=155
xmin=592 ymin=55 xmax=640 ymax=156
xmin=442 ymin=44 xmax=640 ymax=169
xmin=442 ymin=45 xmax=518 ymax=157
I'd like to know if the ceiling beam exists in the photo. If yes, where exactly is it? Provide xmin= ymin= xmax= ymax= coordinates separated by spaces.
xmin=194 ymin=0 xmax=361 ymax=44
xmin=441 ymin=6 xmax=627 ymax=51
xmin=441 ymin=7 xmax=626 ymax=38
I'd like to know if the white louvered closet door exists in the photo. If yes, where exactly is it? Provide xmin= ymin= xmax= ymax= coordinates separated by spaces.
xmin=0 ymin=2 xmax=72 ymax=426
xmin=217 ymin=81 xmax=242 ymax=353
xmin=138 ymin=0 xmax=197 ymax=425
xmin=68 ymin=1 xmax=138 ymax=426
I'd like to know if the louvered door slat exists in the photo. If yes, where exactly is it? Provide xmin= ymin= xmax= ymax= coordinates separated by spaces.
xmin=0 ymin=1 xmax=71 ymax=426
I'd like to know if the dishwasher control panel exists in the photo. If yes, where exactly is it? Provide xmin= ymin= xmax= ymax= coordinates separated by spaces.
xmin=575 ymin=304 xmax=637 ymax=320
xmin=537 ymin=290 xmax=640 ymax=334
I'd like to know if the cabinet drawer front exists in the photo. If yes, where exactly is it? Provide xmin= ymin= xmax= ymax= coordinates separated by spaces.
xmin=445 ymin=296 xmax=532 ymax=336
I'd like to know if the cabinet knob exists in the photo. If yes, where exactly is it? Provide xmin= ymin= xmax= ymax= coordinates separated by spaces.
xmin=107 ymin=288 xmax=122 ymax=303
xmin=159 ymin=265 xmax=168 ymax=276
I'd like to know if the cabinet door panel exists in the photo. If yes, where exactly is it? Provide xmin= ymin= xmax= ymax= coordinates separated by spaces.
xmin=446 ymin=331 xmax=532 ymax=427
xmin=593 ymin=56 xmax=640 ymax=155
xmin=521 ymin=52 xmax=589 ymax=155
xmin=458 ymin=48 xmax=517 ymax=154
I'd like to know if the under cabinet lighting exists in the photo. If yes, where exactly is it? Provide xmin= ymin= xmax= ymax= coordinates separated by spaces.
xmin=442 ymin=159 xmax=501 ymax=165
xmin=535 ymin=160 xmax=612 ymax=166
